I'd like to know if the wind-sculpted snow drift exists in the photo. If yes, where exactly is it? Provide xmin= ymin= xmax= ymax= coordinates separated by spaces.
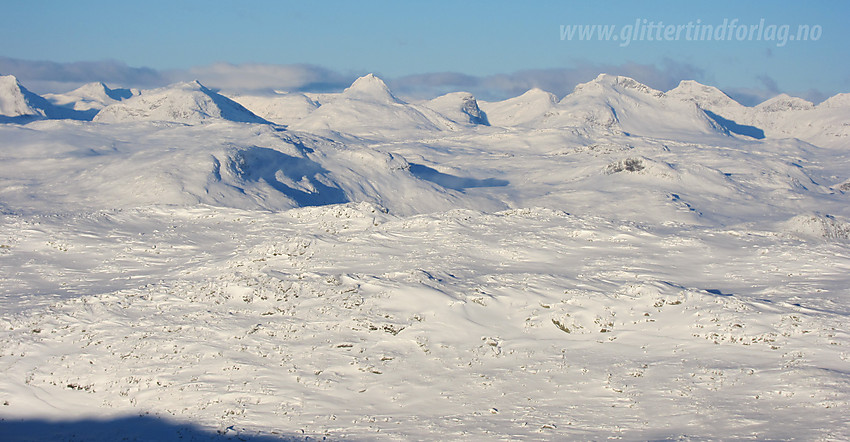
xmin=1 ymin=73 xmax=850 ymax=440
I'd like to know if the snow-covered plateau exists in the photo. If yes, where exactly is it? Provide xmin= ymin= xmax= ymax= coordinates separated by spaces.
xmin=1 ymin=73 xmax=849 ymax=440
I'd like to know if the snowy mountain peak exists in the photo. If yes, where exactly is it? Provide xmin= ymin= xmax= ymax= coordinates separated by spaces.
xmin=44 ymin=81 xmax=135 ymax=112
xmin=424 ymin=91 xmax=489 ymax=126
xmin=591 ymin=73 xmax=623 ymax=84
xmin=349 ymin=73 xmax=384 ymax=87
xmin=456 ymin=93 xmax=488 ymax=125
xmin=818 ymin=93 xmax=850 ymax=109
xmin=342 ymin=74 xmax=400 ymax=103
xmin=518 ymin=88 xmax=559 ymax=103
xmin=169 ymin=80 xmax=208 ymax=92
xmin=670 ymin=80 xmax=730 ymax=100
xmin=757 ymin=93 xmax=815 ymax=112
xmin=93 ymin=80 xmax=269 ymax=124
xmin=572 ymin=74 xmax=664 ymax=98
xmin=0 ymin=74 xmax=21 ymax=89
xmin=70 ymin=81 xmax=105 ymax=94
xmin=667 ymin=80 xmax=742 ymax=108
xmin=552 ymin=74 xmax=729 ymax=138
xmin=0 ymin=74 xmax=45 ymax=118
xmin=1 ymin=75 xmax=98 ymax=122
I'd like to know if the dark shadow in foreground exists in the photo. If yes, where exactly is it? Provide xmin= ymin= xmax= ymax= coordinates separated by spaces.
xmin=409 ymin=163 xmax=509 ymax=191
xmin=0 ymin=415 xmax=317 ymax=441
xmin=705 ymin=288 xmax=734 ymax=297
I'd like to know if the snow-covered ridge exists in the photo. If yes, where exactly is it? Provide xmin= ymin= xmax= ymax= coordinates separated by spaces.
xmin=756 ymin=93 xmax=815 ymax=112
xmin=0 ymin=74 xmax=93 ymax=122
xmin=223 ymin=91 xmax=319 ymax=126
xmin=479 ymin=74 xmax=849 ymax=147
xmin=572 ymin=73 xmax=665 ymax=98
xmin=421 ymin=91 xmax=489 ymax=126
xmin=287 ymin=73 xmax=461 ymax=138
xmin=666 ymin=80 xmax=742 ymax=109
xmin=820 ymin=92 xmax=850 ymax=108
xmin=4 ymin=72 xmax=849 ymax=148
xmin=479 ymin=88 xmax=558 ymax=127
xmin=93 ymin=80 xmax=269 ymax=124
xmin=668 ymin=83 xmax=850 ymax=147
xmin=44 ymin=82 xmax=135 ymax=112
xmin=521 ymin=74 xmax=727 ymax=139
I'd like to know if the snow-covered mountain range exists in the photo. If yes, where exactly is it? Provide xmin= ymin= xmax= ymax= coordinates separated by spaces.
xmin=43 ymin=82 xmax=136 ymax=112
xmin=92 ymin=80 xmax=269 ymax=124
xmin=1 ymin=71 xmax=850 ymax=440
xmin=0 ymin=75 xmax=95 ymax=122
xmin=4 ymin=72 xmax=848 ymax=146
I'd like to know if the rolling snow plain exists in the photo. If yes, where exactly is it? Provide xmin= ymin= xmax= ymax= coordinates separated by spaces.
xmin=1 ymin=73 xmax=850 ymax=440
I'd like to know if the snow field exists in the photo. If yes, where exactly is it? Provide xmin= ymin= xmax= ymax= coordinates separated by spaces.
xmin=1 ymin=72 xmax=849 ymax=439
xmin=1 ymin=204 xmax=849 ymax=439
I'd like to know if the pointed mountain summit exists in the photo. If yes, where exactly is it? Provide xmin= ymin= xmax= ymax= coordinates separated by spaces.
xmin=340 ymin=73 xmax=400 ymax=103
xmin=291 ymin=74 xmax=455 ymax=138
xmin=0 ymin=74 xmax=45 ymax=118
xmin=94 ymin=80 xmax=270 ymax=124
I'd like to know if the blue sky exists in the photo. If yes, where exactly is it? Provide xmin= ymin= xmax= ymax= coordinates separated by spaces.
xmin=1 ymin=0 xmax=847 ymax=103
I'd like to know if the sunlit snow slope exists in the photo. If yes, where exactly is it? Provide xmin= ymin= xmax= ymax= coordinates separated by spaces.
xmin=1 ymin=74 xmax=849 ymax=441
